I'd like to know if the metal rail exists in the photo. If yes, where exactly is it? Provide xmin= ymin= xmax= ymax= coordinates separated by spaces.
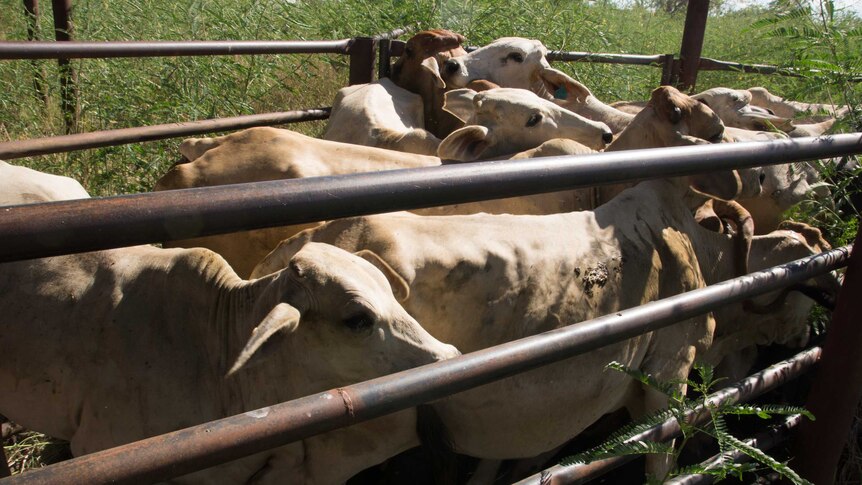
xmin=514 ymin=347 xmax=822 ymax=484
xmin=0 ymin=134 xmax=859 ymax=263
xmin=0 ymin=108 xmax=331 ymax=159
xmin=548 ymin=51 xmax=665 ymax=66
xmin=0 ymin=40 xmax=353 ymax=59
xmin=0 ymin=248 xmax=848 ymax=485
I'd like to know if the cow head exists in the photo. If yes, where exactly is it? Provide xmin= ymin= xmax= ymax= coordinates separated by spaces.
xmin=229 ymin=243 xmax=458 ymax=385
xmin=391 ymin=29 xmax=468 ymax=138
xmin=438 ymin=87 xmax=612 ymax=161
xmin=441 ymin=37 xmax=551 ymax=93
xmin=693 ymin=87 xmax=795 ymax=133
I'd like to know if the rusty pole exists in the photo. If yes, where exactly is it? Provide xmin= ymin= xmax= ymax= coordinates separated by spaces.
xmin=677 ymin=0 xmax=709 ymax=92
xmin=347 ymin=36 xmax=375 ymax=85
xmin=790 ymin=227 xmax=862 ymax=484
xmin=51 ymin=0 xmax=77 ymax=133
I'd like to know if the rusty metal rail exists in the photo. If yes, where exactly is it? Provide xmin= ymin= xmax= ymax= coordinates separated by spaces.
xmin=0 ymin=108 xmax=330 ymax=159
xmin=514 ymin=347 xmax=822 ymax=484
xmin=0 ymin=39 xmax=353 ymax=59
xmin=0 ymin=134 xmax=859 ymax=263
xmin=547 ymin=51 xmax=666 ymax=65
xmin=0 ymin=248 xmax=848 ymax=485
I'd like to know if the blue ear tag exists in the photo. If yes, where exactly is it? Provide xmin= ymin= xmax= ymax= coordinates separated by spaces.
xmin=554 ymin=85 xmax=568 ymax=100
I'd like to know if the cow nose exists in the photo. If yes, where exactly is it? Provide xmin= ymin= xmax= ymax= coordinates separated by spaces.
xmin=444 ymin=59 xmax=460 ymax=74
xmin=602 ymin=131 xmax=614 ymax=144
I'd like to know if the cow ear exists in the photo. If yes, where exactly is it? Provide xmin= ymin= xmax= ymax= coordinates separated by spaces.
xmin=438 ymin=125 xmax=491 ymax=162
xmin=536 ymin=67 xmax=591 ymax=102
xmin=420 ymin=56 xmax=446 ymax=90
xmin=354 ymin=250 xmax=410 ymax=302
xmin=227 ymin=303 xmax=300 ymax=377
xmin=689 ymin=170 xmax=742 ymax=201
xmin=443 ymin=88 xmax=478 ymax=123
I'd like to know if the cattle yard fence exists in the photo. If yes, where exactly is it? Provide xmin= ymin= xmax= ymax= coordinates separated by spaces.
xmin=1 ymin=22 xmax=859 ymax=160
xmin=2 ymin=13 xmax=862 ymax=485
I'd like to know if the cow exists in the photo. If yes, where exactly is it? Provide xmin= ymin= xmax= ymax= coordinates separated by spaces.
xmin=0 ymin=163 xmax=459 ymax=484
xmin=747 ymin=86 xmax=850 ymax=122
xmin=157 ymin=89 xmax=611 ymax=277
xmin=323 ymin=77 xmax=442 ymax=155
xmin=693 ymin=87 xmax=795 ymax=132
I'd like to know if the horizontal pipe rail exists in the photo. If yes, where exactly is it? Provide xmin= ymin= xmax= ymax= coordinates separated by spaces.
xmin=0 ymin=40 xmax=352 ymax=60
xmin=515 ymin=346 xmax=822 ymax=485
xmin=699 ymin=57 xmax=862 ymax=82
xmin=548 ymin=50 xmax=664 ymax=65
xmin=0 ymin=108 xmax=331 ymax=159
xmin=665 ymin=414 xmax=803 ymax=485
xmin=0 ymin=248 xmax=848 ymax=485
xmin=0 ymin=134 xmax=860 ymax=262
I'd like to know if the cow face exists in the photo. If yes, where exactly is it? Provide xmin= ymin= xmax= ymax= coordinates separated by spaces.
xmin=439 ymin=87 xmax=612 ymax=161
xmin=441 ymin=37 xmax=551 ymax=92
xmin=694 ymin=87 xmax=794 ymax=132
xmin=230 ymin=243 xmax=458 ymax=388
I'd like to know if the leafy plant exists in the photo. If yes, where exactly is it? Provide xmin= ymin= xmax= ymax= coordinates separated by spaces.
xmin=559 ymin=361 xmax=815 ymax=484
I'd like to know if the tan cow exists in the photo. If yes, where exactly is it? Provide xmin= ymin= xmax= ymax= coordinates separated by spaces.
xmin=157 ymin=89 xmax=611 ymax=277
xmin=0 ymin=163 xmax=459 ymax=484
xmin=252 ymin=169 xmax=837 ymax=474
xmin=323 ymin=77 xmax=442 ymax=155
xmin=747 ymin=86 xmax=850 ymax=122
xmin=693 ymin=87 xmax=795 ymax=132
xmin=250 ymin=172 xmax=738 ymax=474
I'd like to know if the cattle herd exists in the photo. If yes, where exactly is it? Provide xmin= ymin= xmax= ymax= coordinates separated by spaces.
xmin=0 ymin=29 xmax=852 ymax=484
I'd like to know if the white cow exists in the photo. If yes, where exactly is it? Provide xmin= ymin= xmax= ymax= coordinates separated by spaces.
xmin=693 ymin=87 xmax=795 ymax=132
xmin=0 ymin=160 xmax=90 ymax=203
xmin=252 ymin=170 xmax=837 ymax=473
xmin=747 ymin=86 xmax=850 ymax=121
xmin=0 ymin=163 xmax=459 ymax=484
xmin=441 ymin=37 xmax=552 ymax=93
xmin=323 ymin=77 xmax=442 ymax=155
xmin=250 ymin=149 xmax=743 ymax=474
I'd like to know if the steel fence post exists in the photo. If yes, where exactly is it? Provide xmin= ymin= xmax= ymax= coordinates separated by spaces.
xmin=677 ymin=0 xmax=709 ymax=92
xmin=378 ymin=38 xmax=392 ymax=79
xmin=790 ymin=227 xmax=862 ymax=484
xmin=348 ymin=36 xmax=375 ymax=85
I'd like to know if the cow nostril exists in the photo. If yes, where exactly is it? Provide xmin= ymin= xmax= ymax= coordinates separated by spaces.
xmin=444 ymin=60 xmax=460 ymax=74
xmin=759 ymin=172 xmax=766 ymax=184
xmin=602 ymin=131 xmax=614 ymax=144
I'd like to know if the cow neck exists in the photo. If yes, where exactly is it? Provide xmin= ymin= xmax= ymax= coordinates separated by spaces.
xmin=576 ymin=96 xmax=635 ymax=134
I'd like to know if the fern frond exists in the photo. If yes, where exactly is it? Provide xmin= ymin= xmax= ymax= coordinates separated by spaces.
xmin=748 ymin=7 xmax=811 ymax=30
xmin=718 ymin=404 xmax=815 ymax=421
xmin=602 ymin=408 xmax=677 ymax=445
xmin=605 ymin=361 xmax=684 ymax=401
xmin=721 ymin=433 xmax=813 ymax=485
xmin=559 ymin=440 xmax=674 ymax=466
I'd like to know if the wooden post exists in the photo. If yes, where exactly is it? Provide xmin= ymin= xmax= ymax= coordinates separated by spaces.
xmin=790 ymin=228 xmax=862 ymax=484
xmin=378 ymin=38 xmax=392 ymax=79
xmin=51 ymin=0 xmax=78 ymax=133
xmin=23 ymin=0 xmax=48 ymax=103
xmin=677 ymin=0 xmax=709 ymax=92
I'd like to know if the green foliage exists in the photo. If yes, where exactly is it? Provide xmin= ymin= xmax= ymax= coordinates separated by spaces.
xmin=558 ymin=361 xmax=815 ymax=484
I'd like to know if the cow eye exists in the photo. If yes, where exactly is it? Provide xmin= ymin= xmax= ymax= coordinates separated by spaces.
xmin=343 ymin=313 xmax=375 ymax=332
xmin=507 ymin=52 xmax=525 ymax=63
xmin=526 ymin=113 xmax=543 ymax=127
xmin=404 ymin=46 xmax=414 ymax=57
